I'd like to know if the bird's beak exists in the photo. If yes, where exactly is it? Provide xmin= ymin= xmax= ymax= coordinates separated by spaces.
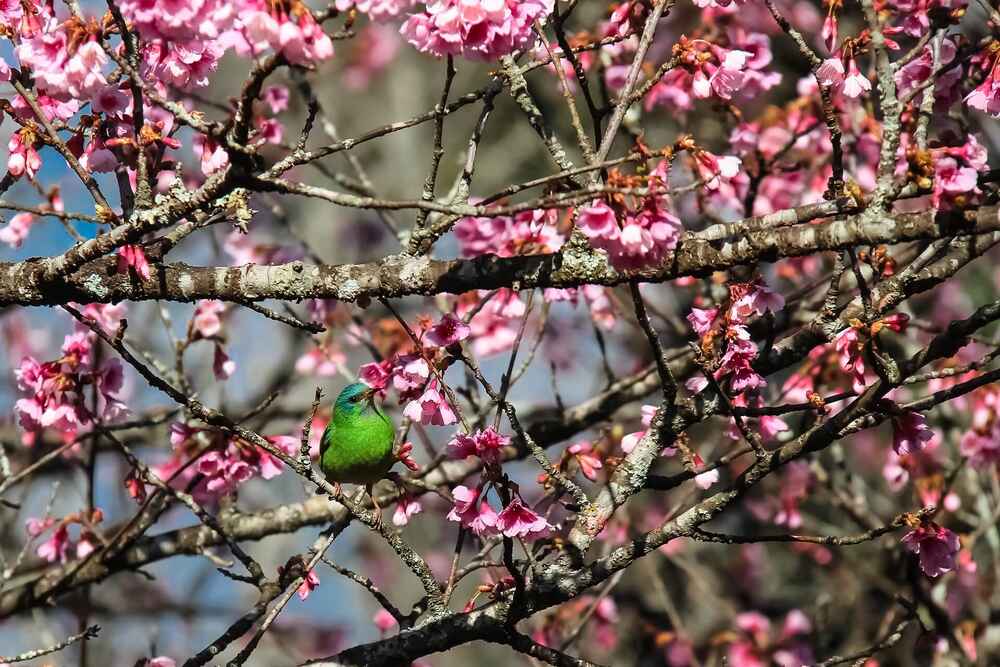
xmin=361 ymin=386 xmax=378 ymax=405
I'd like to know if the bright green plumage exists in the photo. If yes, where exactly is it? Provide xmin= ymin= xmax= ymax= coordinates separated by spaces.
xmin=320 ymin=383 xmax=396 ymax=486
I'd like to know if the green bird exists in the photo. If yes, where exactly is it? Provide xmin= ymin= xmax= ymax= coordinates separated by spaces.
xmin=320 ymin=382 xmax=396 ymax=518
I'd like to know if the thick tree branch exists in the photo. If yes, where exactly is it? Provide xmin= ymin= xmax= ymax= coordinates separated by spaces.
xmin=3 ymin=206 xmax=996 ymax=307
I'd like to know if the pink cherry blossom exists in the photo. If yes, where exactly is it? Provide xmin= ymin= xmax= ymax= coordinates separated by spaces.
xmin=392 ymin=494 xmax=423 ymax=526
xmin=568 ymin=441 xmax=603 ymax=481
xmin=447 ymin=432 xmax=479 ymax=460
xmin=891 ymin=411 xmax=934 ymax=456
xmin=121 ymin=0 xmax=234 ymax=42
xmin=193 ymin=133 xmax=229 ymax=175
xmin=76 ymin=532 xmax=97 ymax=559
xmin=79 ymin=134 xmax=117 ymax=173
xmin=645 ymin=36 xmax=775 ymax=111
xmin=117 ymin=245 xmax=152 ymax=280
xmin=296 ymin=344 xmax=347 ymax=376
xmin=25 ymin=516 xmax=55 ymax=537
xmin=11 ymin=91 xmax=78 ymax=124
xmin=402 ymin=0 xmax=554 ymax=61
xmin=730 ymin=279 xmax=785 ymax=319
xmin=577 ymin=200 xmax=618 ymax=239
xmin=496 ymin=498 xmax=554 ymax=539
xmin=841 ymin=59 xmax=871 ymax=99
xmin=966 ymin=47 xmax=1000 ymax=117
xmin=708 ymin=49 xmax=752 ymax=99
xmin=14 ymin=329 xmax=128 ymax=437
xmin=402 ymin=381 xmax=458 ymax=426
xmin=158 ymin=427 xmax=298 ymax=503
xmin=575 ymin=163 xmax=683 ymax=270
xmin=815 ymin=58 xmax=844 ymax=88
xmin=447 ymin=427 xmax=510 ymax=465
xmin=62 ymin=40 xmax=110 ymax=100
xmin=36 ymin=523 xmax=71 ymax=563
xmin=0 ymin=213 xmax=36 ymax=248
xmin=231 ymin=1 xmax=334 ymax=65
xmin=389 ymin=355 xmax=430 ymax=400
xmin=143 ymin=40 xmax=224 ymax=90
xmin=259 ymin=435 xmax=298 ymax=479
xmin=8 ymin=130 xmax=42 ymax=180
xmin=960 ymin=424 xmax=1000 ymax=469
xmin=727 ymin=609 xmax=814 ymax=667
xmin=454 ymin=208 xmax=563 ymax=258
xmin=621 ymin=404 xmax=658 ymax=454
xmin=620 ymin=429 xmax=645 ymax=454
xmin=254 ymin=117 xmax=284 ymax=145
xmin=336 ymin=0 xmax=415 ymax=22
xmin=147 ymin=658 xmax=176 ymax=667
xmin=693 ymin=150 xmax=742 ymax=189
xmin=297 ymin=569 xmax=320 ymax=600
xmin=686 ymin=307 xmax=718 ymax=336
xmin=692 ymin=453 xmax=719 ymax=489
xmin=424 ymin=313 xmax=471 ymax=347
xmin=193 ymin=300 xmax=226 ymax=338
xmin=896 ymin=38 xmax=960 ymax=103
xmin=125 ymin=470 xmax=148 ymax=503
xmin=833 ymin=325 xmax=867 ymax=393
xmin=360 ymin=359 xmax=393 ymax=395
xmin=263 ymin=85 xmax=290 ymax=113
xmin=455 ymin=288 xmax=527 ymax=357
xmin=395 ymin=441 xmax=420 ymax=472
xmin=771 ymin=461 xmax=812 ymax=529
xmin=373 ymin=608 xmax=397 ymax=633
xmin=446 ymin=485 xmax=498 ymax=536
xmin=902 ymin=519 xmax=960 ymax=577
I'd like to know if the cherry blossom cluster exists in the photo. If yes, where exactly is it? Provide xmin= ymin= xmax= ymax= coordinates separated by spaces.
xmin=958 ymin=384 xmax=1000 ymax=468
xmin=646 ymin=31 xmax=779 ymax=112
xmin=686 ymin=278 xmax=785 ymax=397
xmin=25 ymin=508 xmax=104 ymax=564
xmin=454 ymin=208 xmax=563 ymax=258
xmin=0 ymin=0 xmax=327 ymax=195
xmin=447 ymin=483 xmax=554 ymax=540
xmin=725 ymin=609 xmax=814 ymax=667
xmin=902 ymin=515 xmax=961 ymax=578
xmin=14 ymin=307 xmax=128 ymax=444
xmin=898 ymin=135 xmax=989 ymax=212
xmin=447 ymin=426 xmax=509 ymax=468
xmin=336 ymin=0 xmax=415 ymax=22
xmin=882 ymin=430 xmax=959 ymax=511
xmin=122 ymin=0 xmax=334 ymax=68
xmin=967 ymin=42 xmax=1000 ymax=117
xmin=832 ymin=314 xmax=909 ymax=393
xmin=576 ymin=160 xmax=685 ymax=270
xmin=152 ymin=423 xmax=299 ymax=504
xmin=438 ymin=423 xmax=556 ymax=539
xmin=358 ymin=312 xmax=472 ymax=426
xmin=401 ymin=0 xmax=553 ymax=61
xmin=453 ymin=209 xmax=618 ymax=335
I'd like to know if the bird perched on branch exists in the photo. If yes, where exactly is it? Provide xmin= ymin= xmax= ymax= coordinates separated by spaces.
xmin=320 ymin=382 xmax=399 ymax=523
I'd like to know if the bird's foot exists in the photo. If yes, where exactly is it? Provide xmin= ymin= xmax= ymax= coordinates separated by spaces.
xmin=366 ymin=483 xmax=386 ymax=532
xmin=372 ymin=505 xmax=385 ymax=532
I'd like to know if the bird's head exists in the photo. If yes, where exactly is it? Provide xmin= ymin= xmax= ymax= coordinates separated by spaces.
xmin=334 ymin=382 xmax=378 ymax=416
